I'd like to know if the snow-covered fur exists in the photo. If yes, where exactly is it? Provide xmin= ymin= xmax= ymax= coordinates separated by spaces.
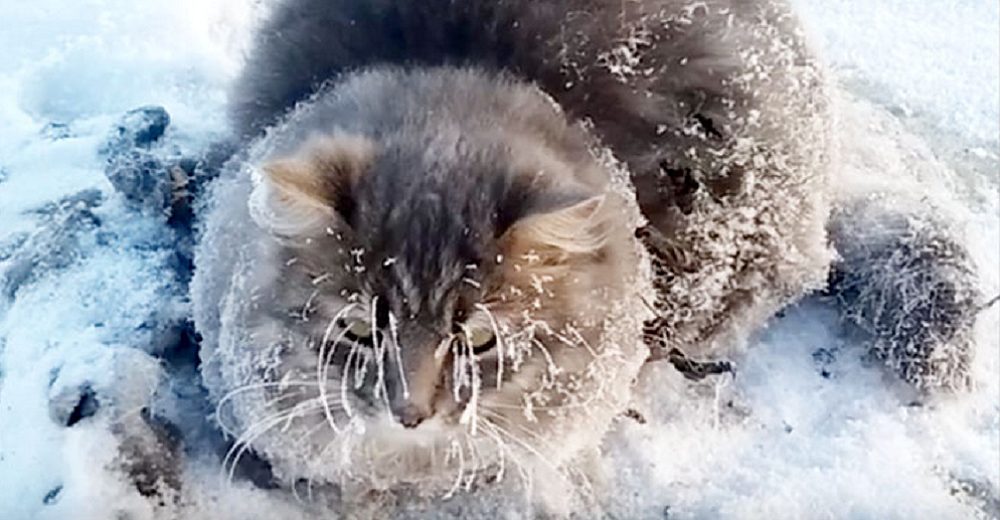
xmin=190 ymin=0 xmax=980 ymax=515
xmin=228 ymin=0 xmax=836 ymax=364
xmin=195 ymin=67 xmax=653 ymax=514
xmin=828 ymin=194 xmax=981 ymax=391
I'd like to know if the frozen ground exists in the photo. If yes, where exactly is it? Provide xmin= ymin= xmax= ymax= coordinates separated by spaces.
xmin=0 ymin=1 xmax=997 ymax=519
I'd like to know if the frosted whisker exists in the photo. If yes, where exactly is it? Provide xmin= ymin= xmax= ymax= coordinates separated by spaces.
xmin=530 ymin=338 xmax=562 ymax=375
xmin=479 ymin=421 xmax=531 ymax=492
xmin=340 ymin=339 xmax=360 ymax=418
xmin=317 ymin=303 xmax=358 ymax=433
xmin=442 ymin=438 xmax=467 ymax=500
xmin=301 ymin=288 xmax=321 ymax=320
xmin=216 ymin=381 xmax=331 ymax=436
xmin=319 ymin=324 xmax=354 ymax=429
xmin=224 ymin=401 xmax=325 ymax=483
xmin=458 ymin=325 xmax=482 ymax=435
xmin=475 ymin=303 xmax=505 ymax=389
xmin=480 ymin=409 xmax=594 ymax=498
xmin=388 ymin=310 xmax=410 ymax=399
xmin=370 ymin=296 xmax=389 ymax=405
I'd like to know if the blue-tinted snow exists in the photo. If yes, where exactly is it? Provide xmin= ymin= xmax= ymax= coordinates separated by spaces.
xmin=0 ymin=1 xmax=996 ymax=519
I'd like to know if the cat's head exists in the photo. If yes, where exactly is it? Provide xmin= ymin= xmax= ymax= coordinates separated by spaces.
xmin=230 ymin=123 xmax=645 ymax=497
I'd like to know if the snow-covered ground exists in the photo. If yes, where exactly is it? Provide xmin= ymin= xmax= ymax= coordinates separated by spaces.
xmin=0 ymin=1 xmax=997 ymax=519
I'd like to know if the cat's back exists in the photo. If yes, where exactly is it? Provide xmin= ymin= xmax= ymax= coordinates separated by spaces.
xmin=230 ymin=0 xmax=808 ymax=141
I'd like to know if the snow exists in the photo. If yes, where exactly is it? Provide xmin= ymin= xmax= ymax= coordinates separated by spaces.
xmin=0 ymin=1 xmax=997 ymax=519
xmin=793 ymin=0 xmax=1000 ymax=145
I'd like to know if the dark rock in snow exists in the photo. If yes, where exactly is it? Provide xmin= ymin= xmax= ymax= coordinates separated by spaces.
xmin=108 ymin=106 xmax=170 ymax=149
xmin=949 ymin=474 xmax=1000 ymax=519
xmin=66 ymin=386 xmax=100 ymax=426
xmin=28 ymin=188 xmax=104 ymax=218
xmin=41 ymin=122 xmax=73 ymax=140
xmin=116 ymin=406 xmax=184 ymax=507
xmin=101 ymin=106 xmax=174 ymax=216
xmin=1 ymin=190 xmax=103 ymax=298
xmin=100 ymin=106 xmax=233 ymax=235
xmin=0 ymin=232 xmax=29 ymax=262
xmin=812 ymin=347 xmax=838 ymax=379
xmin=43 ymin=485 xmax=63 ymax=506
xmin=104 ymin=150 xmax=173 ymax=214
xmin=49 ymin=383 xmax=100 ymax=427
xmin=167 ymin=140 xmax=237 ymax=283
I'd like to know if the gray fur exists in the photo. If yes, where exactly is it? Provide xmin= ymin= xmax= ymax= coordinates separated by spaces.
xmin=230 ymin=0 xmax=835 ymax=360
xmin=233 ymin=0 xmax=814 ymax=218
xmin=196 ymin=63 xmax=646 ymax=508
xmin=191 ymin=0 xmax=982 ymax=513
xmin=827 ymin=196 xmax=981 ymax=391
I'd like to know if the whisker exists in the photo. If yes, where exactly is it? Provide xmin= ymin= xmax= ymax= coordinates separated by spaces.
xmin=287 ymin=412 xmax=337 ymax=507
xmin=477 ymin=425 xmax=508 ymax=484
xmin=319 ymin=329 xmax=352 ymax=432
xmin=475 ymin=303 xmax=506 ymax=390
xmin=478 ymin=421 xmax=532 ymax=493
xmin=443 ymin=438 xmax=467 ymax=500
xmin=216 ymin=380 xmax=331 ymax=436
xmin=457 ymin=324 xmax=483 ymax=435
xmin=317 ymin=303 xmax=358 ymax=433
xmin=340 ymin=339 xmax=360 ymax=418
xmin=223 ymin=401 xmax=326 ymax=483
xmin=301 ymin=288 xmax=321 ymax=321
xmin=462 ymin=435 xmax=479 ymax=492
xmin=479 ymin=411 xmax=595 ymax=502
xmin=565 ymin=323 xmax=600 ymax=359
xmin=530 ymin=338 xmax=562 ymax=376
xmin=217 ymin=380 xmax=326 ymax=410
xmin=353 ymin=343 xmax=370 ymax=390
xmin=388 ymin=309 xmax=409 ymax=399
xmin=478 ymin=419 xmax=574 ymax=499
xmin=292 ymin=417 xmax=344 ymax=502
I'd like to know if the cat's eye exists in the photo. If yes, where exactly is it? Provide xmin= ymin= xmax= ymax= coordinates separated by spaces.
xmin=463 ymin=327 xmax=496 ymax=354
xmin=339 ymin=319 xmax=373 ymax=344
xmin=348 ymin=320 xmax=372 ymax=338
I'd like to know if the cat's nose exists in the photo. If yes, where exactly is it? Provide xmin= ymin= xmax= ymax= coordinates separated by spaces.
xmin=393 ymin=403 xmax=432 ymax=429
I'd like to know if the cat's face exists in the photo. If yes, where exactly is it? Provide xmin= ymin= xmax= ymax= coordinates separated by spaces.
xmin=232 ymin=130 xmax=643 ymax=495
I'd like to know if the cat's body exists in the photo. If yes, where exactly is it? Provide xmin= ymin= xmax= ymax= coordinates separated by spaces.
xmin=195 ymin=65 xmax=651 ymax=508
xmin=192 ymin=0 xmax=978 ymax=514
xmin=228 ymin=0 xmax=834 ymax=361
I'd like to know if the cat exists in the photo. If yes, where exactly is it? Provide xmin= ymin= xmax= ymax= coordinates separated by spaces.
xmin=191 ymin=0 xmax=980 ymax=514
xmin=196 ymin=65 xmax=651 ymax=512
xmin=226 ymin=0 xmax=837 ymax=368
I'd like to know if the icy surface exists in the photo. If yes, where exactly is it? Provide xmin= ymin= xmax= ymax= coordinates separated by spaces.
xmin=0 ymin=1 xmax=997 ymax=519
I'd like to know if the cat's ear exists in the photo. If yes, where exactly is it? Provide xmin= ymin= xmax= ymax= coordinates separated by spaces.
xmin=501 ymin=192 xmax=610 ymax=260
xmin=250 ymin=134 xmax=373 ymax=236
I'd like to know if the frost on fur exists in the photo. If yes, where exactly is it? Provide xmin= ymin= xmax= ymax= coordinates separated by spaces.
xmin=827 ymin=195 xmax=981 ymax=392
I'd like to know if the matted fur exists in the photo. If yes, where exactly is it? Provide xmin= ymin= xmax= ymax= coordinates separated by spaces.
xmin=229 ymin=0 xmax=836 ymax=362
xmin=191 ymin=0 xmax=980 ymax=515
xmin=828 ymin=194 xmax=981 ymax=392
xmin=197 ymin=67 xmax=652 ymax=514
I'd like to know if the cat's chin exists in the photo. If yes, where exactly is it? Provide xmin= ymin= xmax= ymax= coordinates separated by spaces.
xmin=281 ymin=412 xmax=492 ymax=490
xmin=358 ymin=412 xmax=459 ymax=449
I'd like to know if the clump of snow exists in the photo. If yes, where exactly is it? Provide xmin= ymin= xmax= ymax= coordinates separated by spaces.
xmin=0 ymin=1 xmax=997 ymax=519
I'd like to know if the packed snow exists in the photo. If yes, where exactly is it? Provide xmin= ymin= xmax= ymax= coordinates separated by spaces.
xmin=0 ymin=1 xmax=997 ymax=519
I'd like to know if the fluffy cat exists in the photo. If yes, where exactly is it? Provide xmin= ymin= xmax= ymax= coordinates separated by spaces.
xmin=196 ymin=65 xmax=651 ymax=511
xmin=191 ymin=0 xmax=979 ymax=514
